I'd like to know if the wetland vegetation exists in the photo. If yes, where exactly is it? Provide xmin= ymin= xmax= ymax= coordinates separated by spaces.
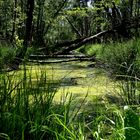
xmin=1 ymin=0 xmax=140 ymax=140
xmin=1 ymin=40 xmax=140 ymax=140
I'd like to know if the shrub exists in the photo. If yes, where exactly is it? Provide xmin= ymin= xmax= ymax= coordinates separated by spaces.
xmin=101 ymin=39 xmax=140 ymax=79
xmin=78 ymin=44 xmax=102 ymax=58
xmin=124 ymin=106 xmax=140 ymax=140
xmin=0 ymin=43 xmax=17 ymax=70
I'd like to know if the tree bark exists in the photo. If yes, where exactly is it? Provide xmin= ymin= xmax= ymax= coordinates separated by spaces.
xmin=29 ymin=57 xmax=94 ymax=64
xmin=11 ymin=0 xmax=17 ymax=43
xmin=54 ymin=30 xmax=115 ymax=55
xmin=10 ymin=0 xmax=34 ymax=70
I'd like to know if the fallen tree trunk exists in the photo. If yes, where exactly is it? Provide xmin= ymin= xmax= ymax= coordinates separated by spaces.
xmin=54 ymin=30 xmax=115 ymax=55
xmin=52 ymin=16 xmax=140 ymax=55
xmin=29 ymin=54 xmax=89 ymax=60
xmin=37 ymin=15 xmax=140 ymax=56
xmin=28 ymin=57 xmax=95 ymax=64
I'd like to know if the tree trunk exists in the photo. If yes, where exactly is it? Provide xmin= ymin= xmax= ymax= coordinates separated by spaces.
xmin=11 ymin=0 xmax=17 ymax=43
xmin=54 ymin=30 xmax=115 ymax=55
xmin=66 ymin=17 xmax=82 ymax=37
xmin=10 ymin=0 xmax=34 ymax=70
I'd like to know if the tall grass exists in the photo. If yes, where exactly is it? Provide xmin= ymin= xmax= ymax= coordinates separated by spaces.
xmin=101 ymin=39 xmax=140 ymax=79
xmin=0 ymin=65 xmax=92 ymax=140
xmin=1 ymin=39 xmax=140 ymax=139
xmin=0 ymin=43 xmax=17 ymax=71
xmin=76 ymin=39 xmax=140 ymax=139
xmin=99 ymin=39 xmax=140 ymax=139
xmin=0 ymin=64 xmax=128 ymax=140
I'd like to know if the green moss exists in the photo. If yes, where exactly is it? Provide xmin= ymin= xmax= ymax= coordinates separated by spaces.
xmin=9 ymin=61 xmax=117 ymax=102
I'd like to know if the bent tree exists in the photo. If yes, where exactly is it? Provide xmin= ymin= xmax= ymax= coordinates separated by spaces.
xmin=11 ymin=0 xmax=34 ymax=70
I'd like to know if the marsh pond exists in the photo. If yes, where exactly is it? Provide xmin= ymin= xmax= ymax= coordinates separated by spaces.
xmin=18 ymin=59 xmax=117 ymax=102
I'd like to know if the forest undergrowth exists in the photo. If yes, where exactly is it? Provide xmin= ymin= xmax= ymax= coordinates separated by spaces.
xmin=0 ymin=39 xmax=140 ymax=140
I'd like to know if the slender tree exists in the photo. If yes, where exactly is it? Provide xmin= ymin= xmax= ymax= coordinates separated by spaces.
xmin=11 ymin=0 xmax=17 ymax=43
xmin=11 ymin=0 xmax=34 ymax=69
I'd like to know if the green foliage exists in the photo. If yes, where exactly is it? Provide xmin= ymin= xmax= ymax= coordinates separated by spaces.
xmin=78 ymin=44 xmax=102 ymax=58
xmin=15 ymin=35 xmax=24 ymax=48
xmin=101 ymin=39 xmax=140 ymax=79
xmin=0 ymin=0 xmax=25 ymax=41
xmin=119 ymin=77 xmax=140 ymax=105
xmin=0 ymin=67 xmax=88 ymax=140
xmin=1 ymin=0 xmax=140 ymax=139
xmin=124 ymin=106 xmax=140 ymax=140
xmin=66 ymin=7 xmax=89 ymax=17
xmin=0 ymin=64 xmax=140 ymax=139
xmin=0 ymin=43 xmax=17 ymax=70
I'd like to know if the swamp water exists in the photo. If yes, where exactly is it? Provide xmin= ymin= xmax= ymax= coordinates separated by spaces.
xmin=21 ymin=60 xmax=116 ymax=101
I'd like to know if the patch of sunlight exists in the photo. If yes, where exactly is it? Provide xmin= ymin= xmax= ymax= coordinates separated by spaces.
xmin=54 ymin=75 xmax=116 ymax=102
xmin=8 ymin=61 xmax=117 ymax=102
